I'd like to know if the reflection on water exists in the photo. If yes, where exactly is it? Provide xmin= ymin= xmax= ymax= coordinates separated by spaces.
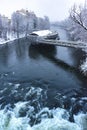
xmin=29 ymin=44 xmax=56 ymax=59
xmin=29 ymin=44 xmax=77 ymax=73
xmin=29 ymin=44 xmax=86 ymax=79
xmin=0 ymin=44 xmax=10 ymax=67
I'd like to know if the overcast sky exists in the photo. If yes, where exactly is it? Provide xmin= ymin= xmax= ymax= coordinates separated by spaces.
xmin=0 ymin=0 xmax=85 ymax=21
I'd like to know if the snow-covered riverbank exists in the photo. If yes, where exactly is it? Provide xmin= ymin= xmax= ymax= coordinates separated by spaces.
xmin=81 ymin=57 xmax=87 ymax=75
xmin=0 ymin=33 xmax=26 ymax=45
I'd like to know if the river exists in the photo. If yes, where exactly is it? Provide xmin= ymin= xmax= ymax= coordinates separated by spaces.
xmin=0 ymin=26 xmax=87 ymax=130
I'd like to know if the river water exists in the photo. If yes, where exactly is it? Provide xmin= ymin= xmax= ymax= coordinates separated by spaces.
xmin=0 ymin=26 xmax=87 ymax=130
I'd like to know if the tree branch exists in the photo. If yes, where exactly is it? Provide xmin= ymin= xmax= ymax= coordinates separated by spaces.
xmin=70 ymin=5 xmax=87 ymax=31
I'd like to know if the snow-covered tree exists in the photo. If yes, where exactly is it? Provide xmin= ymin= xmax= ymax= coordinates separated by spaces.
xmin=44 ymin=16 xmax=50 ymax=29
xmin=70 ymin=4 xmax=87 ymax=31
xmin=0 ymin=15 xmax=2 ymax=37
xmin=26 ymin=10 xmax=37 ymax=32
xmin=0 ymin=15 xmax=9 ymax=40
xmin=37 ymin=16 xmax=50 ymax=30
xmin=11 ymin=9 xmax=50 ymax=38
xmin=62 ymin=1 xmax=87 ymax=42
xmin=11 ymin=11 xmax=25 ymax=38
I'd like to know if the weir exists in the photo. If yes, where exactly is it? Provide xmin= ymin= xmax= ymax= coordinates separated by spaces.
xmin=35 ymin=38 xmax=87 ymax=49
xmin=28 ymin=34 xmax=87 ymax=49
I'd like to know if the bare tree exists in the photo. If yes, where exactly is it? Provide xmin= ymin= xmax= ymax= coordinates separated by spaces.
xmin=0 ymin=15 xmax=2 ymax=37
xmin=70 ymin=4 xmax=87 ymax=31
xmin=11 ymin=11 xmax=20 ymax=38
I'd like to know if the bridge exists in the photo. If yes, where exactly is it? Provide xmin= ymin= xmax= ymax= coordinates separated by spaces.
xmin=0 ymin=35 xmax=86 ymax=50
xmin=35 ymin=38 xmax=87 ymax=49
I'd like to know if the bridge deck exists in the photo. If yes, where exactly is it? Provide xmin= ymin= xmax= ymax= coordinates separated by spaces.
xmin=36 ymin=39 xmax=87 ymax=49
xmin=28 ymin=35 xmax=87 ymax=49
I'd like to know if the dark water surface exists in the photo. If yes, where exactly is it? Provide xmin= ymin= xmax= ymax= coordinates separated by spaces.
xmin=0 ymin=26 xmax=87 ymax=129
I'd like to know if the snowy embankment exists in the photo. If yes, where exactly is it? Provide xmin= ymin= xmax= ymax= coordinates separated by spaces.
xmin=79 ymin=46 xmax=87 ymax=76
xmin=81 ymin=56 xmax=87 ymax=75
xmin=67 ymin=29 xmax=87 ymax=76
xmin=0 ymin=33 xmax=26 ymax=45
xmin=79 ymin=43 xmax=87 ymax=75
xmin=0 ymin=37 xmax=16 ymax=45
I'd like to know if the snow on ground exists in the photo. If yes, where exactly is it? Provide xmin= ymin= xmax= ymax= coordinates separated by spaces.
xmin=79 ymin=44 xmax=87 ymax=76
xmin=30 ymin=30 xmax=52 ymax=36
xmin=81 ymin=57 xmax=87 ymax=75
xmin=0 ymin=33 xmax=26 ymax=45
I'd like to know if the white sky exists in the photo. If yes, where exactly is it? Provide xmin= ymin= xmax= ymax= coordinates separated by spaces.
xmin=0 ymin=0 xmax=85 ymax=21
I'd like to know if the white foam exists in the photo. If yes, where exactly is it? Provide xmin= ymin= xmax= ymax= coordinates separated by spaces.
xmin=81 ymin=97 xmax=87 ymax=100
xmin=0 ymin=102 xmax=86 ymax=130
xmin=33 ymin=117 xmax=81 ymax=130
xmin=14 ymin=84 xmax=20 ymax=89
xmin=74 ymin=113 xmax=87 ymax=130
xmin=14 ymin=102 xmax=28 ymax=117
xmin=0 ymin=109 xmax=31 ymax=130
xmin=33 ymin=108 xmax=81 ymax=130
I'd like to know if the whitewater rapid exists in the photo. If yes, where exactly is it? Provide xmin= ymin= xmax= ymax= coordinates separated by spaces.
xmin=0 ymin=99 xmax=87 ymax=130
xmin=0 ymin=81 xmax=87 ymax=130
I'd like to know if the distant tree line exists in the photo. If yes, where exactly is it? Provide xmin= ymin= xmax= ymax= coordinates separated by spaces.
xmin=0 ymin=9 xmax=50 ymax=40
xmin=60 ymin=1 xmax=87 ymax=42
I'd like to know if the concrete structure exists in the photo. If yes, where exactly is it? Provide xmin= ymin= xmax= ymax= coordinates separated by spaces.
xmin=30 ymin=37 xmax=87 ymax=49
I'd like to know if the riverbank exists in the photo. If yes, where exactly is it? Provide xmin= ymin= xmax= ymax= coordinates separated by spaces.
xmin=0 ymin=33 xmax=26 ymax=45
